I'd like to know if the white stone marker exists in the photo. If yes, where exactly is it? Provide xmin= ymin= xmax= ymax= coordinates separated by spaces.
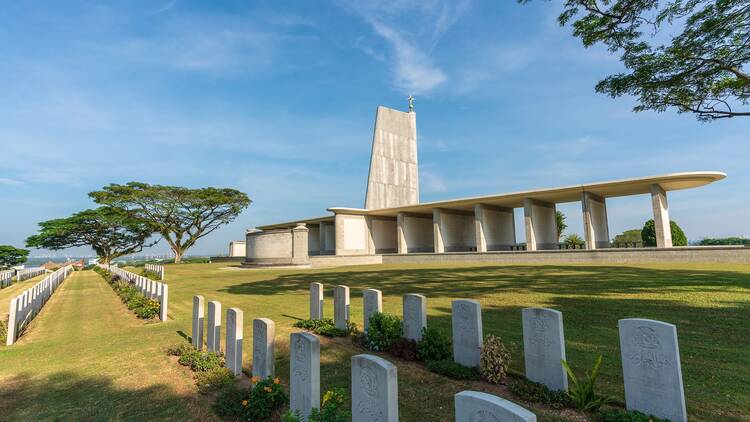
xmin=522 ymin=307 xmax=567 ymax=391
xmin=192 ymin=295 xmax=205 ymax=350
xmin=619 ymin=318 xmax=687 ymax=422
xmin=252 ymin=318 xmax=276 ymax=379
xmin=452 ymin=299 xmax=483 ymax=367
xmin=362 ymin=289 xmax=382 ymax=333
xmin=351 ymin=354 xmax=398 ymax=422
xmin=159 ymin=284 xmax=169 ymax=322
xmin=290 ymin=332 xmax=320 ymax=421
xmin=207 ymin=301 xmax=222 ymax=352
xmin=455 ymin=391 xmax=536 ymax=422
xmin=226 ymin=307 xmax=244 ymax=376
xmin=402 ymin=294 xmax=427 ymax=341
xmin=334 ymin=285 xmax=350 ymax=330
xmin=310 ymin=282 xmax=324 ymax=320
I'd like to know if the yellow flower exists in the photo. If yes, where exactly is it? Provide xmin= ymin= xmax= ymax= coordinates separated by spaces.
xmin=322 ymin=390 xmax=333 ymax=404
xmin=241 ymin=400 xmax=248 ymax=407
xmin=273 ymin=377 xmax=280 ymax=385
xmin=264 ymin=386 xmax=273 ymax=393
xmin=251 ymin=376 xmax=261 ymax=383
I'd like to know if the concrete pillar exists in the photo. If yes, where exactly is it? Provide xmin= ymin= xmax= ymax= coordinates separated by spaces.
xmin=396 ymin=213 xmax=408 ymax=254
xmin=581 ymin=192 xmax=610 ymax=250
xmin=474 ymin=204 xmax=516 ymax=252
xmin=292 ymin=223 xmax=309 ymax=265
xmin=650 ymin=184 xmax=672 ymax=248
xmin=433 ymin=209 xmax=445 ymax=254
xmin=523 ymin=198 xmax=558 ymax=251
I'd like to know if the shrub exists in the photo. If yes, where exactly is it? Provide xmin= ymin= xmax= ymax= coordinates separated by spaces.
xmin=641 ymin=219 xmax=687 ymax=247
xmin=293 ymin=318 xmax=354 ymax=337
xmin=562 ymin=356 xmax=611 ymax=411
xmin=282 ymin=388 xmax=351 ymax=422
xmin=597 ymin=409 xmax=671 ymax=422
xmin=365 ymin=313 xmax=403 ymax=351
xmin=0 ymin=318 xmax=7 ymax=344
xmin=212 ymin=385 xmax=246 ymax=417
xmin=389 ymin=337 xmax=418 ymax=360
xmin=132 ymin=298 xmax=160 ymax=319
xmin=246 ymin=376 xmax=288 ymax=420
xmin=416 ymin=327 xmax=452 ymax=361
xmin=426 ymin=360 xmax=481 ymax=380
xmin=166 ymin=342 xmax=194 ymax=356
xmin=195 ymin=367 xmax=235 ymax=394
xmin=508 ymin=377 xmax=571 ymax=409
xmin=479 ymin=334 xmax=511 ymax=384
xmin=178 ymin=350 xmax=224 ymax=372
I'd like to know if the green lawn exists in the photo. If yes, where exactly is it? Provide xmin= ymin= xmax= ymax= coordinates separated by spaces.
xmin=1 ymin=262 xmax=748 ymax=421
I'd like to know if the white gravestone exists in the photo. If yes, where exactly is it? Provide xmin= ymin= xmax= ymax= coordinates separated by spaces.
xmin=226 ymin=308 xmax=244 ymax=376
xmin=334 ymin=285 xmax=350 ymax=330
xmin=290 ymin=332 xmax=320 ymax=421
xmin=522 ymin=307 xmax=567 ymax=391
xmin=362 ymin=289 xmax=382 ymax=333
xmin=207 ymin=301 xmax=222 ymax=352
xmin=192 ymin=295 xmax=205 ymax=350
xmin=619 ymin=318 xmax=687 ymax=422
xmin=455 ymin=391 xmax=536 ymax=422
xmin=402 ymin=294 xmax=427 ymax=341
xmin=351 ymin=354 xmax=398 ymax=422
xmin=452 ymin=299 xmax=483 ymax=367
xmin=160 ymin=284 xmax=169 ymax=322
xmin=310 ymin=282 xmax=324 ymax=320
xmin=253 ymin=318 xmax=276 ymax=379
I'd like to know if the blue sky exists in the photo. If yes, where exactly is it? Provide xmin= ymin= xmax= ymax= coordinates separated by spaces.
xmin=1 ymin=0 xmax=748 ymax=257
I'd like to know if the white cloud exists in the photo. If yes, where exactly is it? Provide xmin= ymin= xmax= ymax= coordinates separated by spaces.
xmin=421 ymin=168 xmax=448 ymax=194
xmin=0 ymin=178 xmax=24 ymax=186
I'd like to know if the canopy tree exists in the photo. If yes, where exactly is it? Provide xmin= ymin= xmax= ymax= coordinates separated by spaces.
xmin=556 ymin=210 xmax=568 ymax=241
xmin=0 ymin=245 xmax=29 ymax=269
xmin=89 ymin=182 xmax=251 ymax=263
xmin=523 ymin=0 xmax=750 ymax=121
xmin=26 ymin=207 xmax=157 ymax=264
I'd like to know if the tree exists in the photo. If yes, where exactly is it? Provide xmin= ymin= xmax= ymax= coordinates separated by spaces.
xmin=523 ymin=0 xmax=750 ymax=121
xmin=89 ymin=182 xmax=251 ymax=263
xmin=612 ymin=229 xmax=643 ymax=244
xmin=0 ymin=245 xmax=29 ymax=269
xmin=641 ymin=219 xmax=688 ymax=246
xmin=556 ymin=210 xmax=568 ymax=241
xmin=563 ymin=233 xmax=586 ymax=247
xmin=26 ymin=207 xmax=157 ymax=264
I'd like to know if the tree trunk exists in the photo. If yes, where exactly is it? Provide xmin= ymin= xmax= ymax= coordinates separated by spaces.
xmin=173 ymin=249 xmax=183 ymax=264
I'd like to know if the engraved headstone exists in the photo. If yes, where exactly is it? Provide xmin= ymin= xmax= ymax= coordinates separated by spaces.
xmin=363 ymin=289 xmax=382 ymax=333
xmin=252 ymin=318 xmax=276 ymax=378
xmin=290 ymin=332 xmax=320 ymax=421
xmin=452 ymin=299 xmax=483 ymax=367
xmin=334 ymin=285 xmax=350 ymax=330
xmin=619 ymin=319 xmax=687 ymax=422
xmin=207 ymin=301 xmax=222 ymax=352
xmin=160 ymin=284 xmax=169 ymax=322
xmin=192 ymin=295 xmax=205 ymax=350
xmin=310 ymin=282 xmax=324 ymax=320
xmin=522 ymin=307 xmax=567 ymax=391
xmin=403 ymin=294 xmax=427 ymax=341
xmin=455 ymin=390 xmax=536 ymax=422
xmin=351 ymin=354 xmax=398 ymax=422
xmin=226 ymin=308 xmax=244 ymax=376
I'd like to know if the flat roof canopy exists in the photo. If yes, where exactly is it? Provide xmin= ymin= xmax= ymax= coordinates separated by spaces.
xmin=258 ymin=171 xmax=725 ymax=228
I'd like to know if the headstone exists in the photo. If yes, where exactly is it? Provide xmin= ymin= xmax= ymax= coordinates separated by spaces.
xmin=252 ymin=318 xmax=275 ymax=378
xmin=207 ymin=301 xmax=222 ymax=352
xmin=619 ymin=318 xmax=687 ymax=422
xmin=454 ymin=391 xmax=536 ymax=422
xmin=290 ymin=332 xmax=320 ymax=421
xmin=522 ymin=307 xmax=567 ymax=391
xmin=351 ymin=354 xmax=398 ymax=422
xmin=160 ymin=284 xmax=169 ymax=321
xmin=310 ymin=282 xmax=323 ymax=320
xmin=363 ymin=289 xmax=382 ymax=333
xmin=452 ymin=299 xmax=483 ymax=367
xmin=226 ymin=308 xmax=244 ymax=376
xmin=334 ymin=285 xmax=350 ymax=330
xmin=402 ymin=294 xmax=427 ymax=341
xmin=192 ymin=295 xmax=205 ymax=350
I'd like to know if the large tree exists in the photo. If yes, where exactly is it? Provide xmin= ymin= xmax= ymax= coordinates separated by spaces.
xmin=0 ymin=245 xmax=29 ymax=269
xmin=26 ymin=207 xmax=156 ymax=264
xmin=524 ymin=0 xmax=750 ymax=121
xmin=89 ymin=182 xmax=251 ymax=263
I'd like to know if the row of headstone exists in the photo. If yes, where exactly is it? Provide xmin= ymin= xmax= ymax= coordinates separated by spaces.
xmin=144 ymin=263 xmax=165 ymax=280
xmin=102 ymin=264 xmax=169 ymax=322
xmin=191 ymin=296 xmax=275 ymax=378
xmin=309 ymin=284 xmax=687 ymax=422
xmin=6 ymin=265 xmax=73 ymax=345
xmin=16 ymin=266 xmax=46 ymax=282
xmin=0 ymin=270 xmax=13 ymax=288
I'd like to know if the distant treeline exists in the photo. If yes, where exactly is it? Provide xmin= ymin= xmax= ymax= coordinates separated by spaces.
xmin=696 ymin=237 xmax=750 ymax=246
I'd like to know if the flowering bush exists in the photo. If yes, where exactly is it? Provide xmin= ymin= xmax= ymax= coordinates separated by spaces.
xmin=293 ymin=318 xmax=355 ymax=337
xmin=416 ymin=327 xmax=452 ymax=361
xmin=282 ymin=388 xmax=350 ymax=422
xmin=213 ymin=376 xmax=288 ymax=420
xmin=178 ymin=350 xmax=224 ymax=372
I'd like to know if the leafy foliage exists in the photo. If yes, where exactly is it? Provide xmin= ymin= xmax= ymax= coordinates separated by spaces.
xmin=524 ymin=0 xmax=750 ymax=121
xmin=25 ymin=207 xmax=155 ymax=264
xmin=641 ymin=219 xmax=687 ymax=246
xmin=508 ymin=377 xmax=572 ymax=409
xmin=612 ymin=229 xmax=643 ymax=245
xmin=195 ymin=367 xmax=235 ymax=394
xmin=597 ymin=408 xmax=671 ymax=422
xmin=166 ymin=341 xmax=194 ymax=357
xmin=293 ymin=318 xmax=354 ymax=337
xmin=698 ymin=236 xmax=750 ymax=245
xmin=283 ymin=388 xmax=351 ymax=422
xmin=178 ymin=350 xmax=224 ymax=372
xmin=426 ymin=359 xmax=482 ymax=380
xmin=479 ymin=334 xmax=512 ymax=384
xmin=416 ymin=327 xmax=452 ymax=362
xmin=561 ymin=356 xmax=611 ymax=411
xmin=94 ymin=266 xmax=161 ymax=319
xmin=0 ymin=318 xmax=7 ymax=344
xmin=364 ymin=312 xmax=403 ymax=351
xmin=562 ymin=233 xmax=585 ymax=248
xmin=556 ymin=210 xmax=567 ymax=241
xmin=213 ymin=376 xmax=288 ymax=421
xmin=0 ymin=245 xmax=29 ymax=269
xmin=89 ymin=182 xmax=250 ymax=263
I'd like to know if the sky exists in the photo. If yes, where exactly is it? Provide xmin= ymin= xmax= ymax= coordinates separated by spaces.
xmin=1 ymin=0 xmax=748 ymax=258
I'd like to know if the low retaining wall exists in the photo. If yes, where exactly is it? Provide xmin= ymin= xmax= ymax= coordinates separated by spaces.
xmin=309 ymin=254 xmax=383 ymax=268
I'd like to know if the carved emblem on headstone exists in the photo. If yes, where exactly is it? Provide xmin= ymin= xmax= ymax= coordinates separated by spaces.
xmin=469 ymin=410 xmax=501 ymax=422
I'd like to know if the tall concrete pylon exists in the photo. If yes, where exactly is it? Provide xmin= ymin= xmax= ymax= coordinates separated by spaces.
xmin=364 ymin=106 xmax=419 ymax=210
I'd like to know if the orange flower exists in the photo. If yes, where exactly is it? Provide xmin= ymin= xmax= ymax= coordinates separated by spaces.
xmin=273 ymin=377 xmax=280 ymax=385
xmin=251 ymin=376 xmax=261 ymax=383
xmin=241 ymin=400 xmax=248 ymax=407
xmin=263 ymin=387 xmax=273 ymax=393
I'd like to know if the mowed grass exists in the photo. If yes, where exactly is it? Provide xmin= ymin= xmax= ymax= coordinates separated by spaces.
xmin=1 ymin=262 xmax=749 ymax=421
